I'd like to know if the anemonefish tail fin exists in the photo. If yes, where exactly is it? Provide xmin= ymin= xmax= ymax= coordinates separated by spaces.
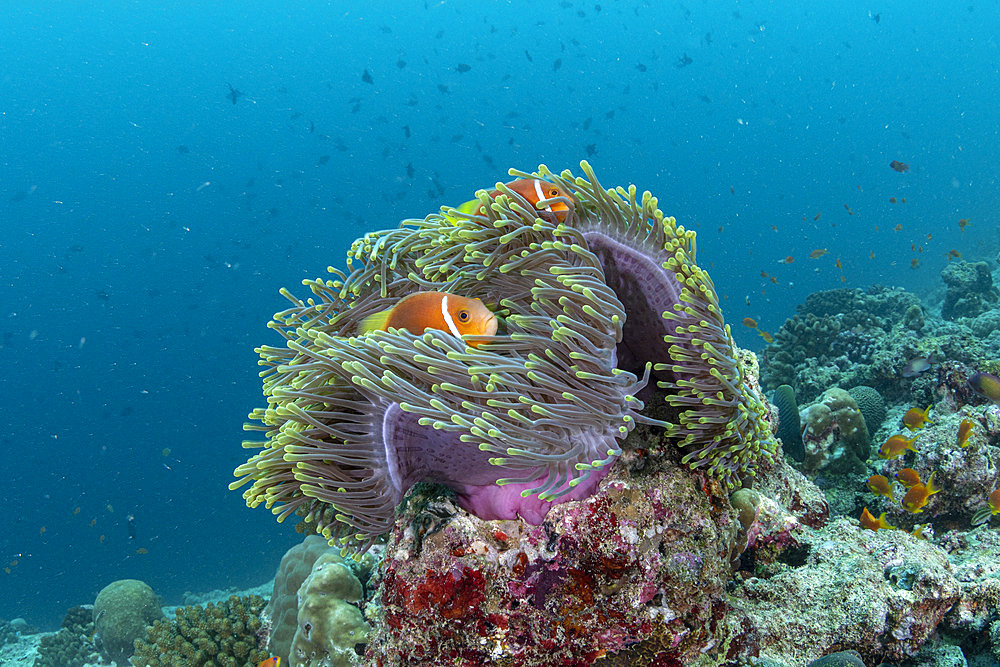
xmin=454 ymin=198 xmax=483 ymax=215
xmin=358 ymin=309 xmax=392 ymax=334
xmin=441 ymin=198 xmax=484 ymax=225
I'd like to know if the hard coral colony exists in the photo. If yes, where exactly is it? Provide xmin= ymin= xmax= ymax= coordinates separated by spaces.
xmin=232 ymin=162 xmax=776 ymax=551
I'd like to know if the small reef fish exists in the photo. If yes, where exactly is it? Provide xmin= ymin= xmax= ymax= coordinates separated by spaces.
xmin=258 ymin=658 xmax=281 ymax=667
xmin=902 ymin=405 xmax=933 ymax=431
xmin=969 ymin=371 xmax=1000 ymax=404
xmin=879 ymin=434 xmax=919 ymax=460
xmin=866 ymin=474 xmax=895 ymax=501
xmin=911 ymin=524 xmax=929 ymax=540
xmin=741 ymin=317 xmax=773 ymax=345
xmin=808 ymin=248 xmax=828 ymax=259
xmin=860 ymin=507 xmax=896 ymax=531
xmin=971 ymin=489 xmax=1000 ymax=526
xmin=900 ymin=354 xmax=933 ymax=378
xmin=359 ymin=292 xmax=498 ymax=347
xmin=453 ymin=179 xmax=575 ymax=222
xmin=902 ymin=472 xmax=940 ymax=513
xmin=895 ymin=468 xmax=921 ymax=488
xmin=889 ymin=160 xmax=910 ymax=173
xmin=957 ymin=418 xmax=975 ymax=448
xmin=958 ymin=218 xmax=970 ymax=231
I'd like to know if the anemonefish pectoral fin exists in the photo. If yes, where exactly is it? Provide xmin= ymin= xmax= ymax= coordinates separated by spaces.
xmin=358 ymin=309 xmax=392 ymax=334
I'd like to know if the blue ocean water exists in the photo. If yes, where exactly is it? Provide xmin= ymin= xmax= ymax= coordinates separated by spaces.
xmin=1 ymin=0 xmax=997 ymax=629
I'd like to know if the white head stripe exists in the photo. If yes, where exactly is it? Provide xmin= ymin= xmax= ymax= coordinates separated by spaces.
xmin=533 ymin=179 xmax=553 ymax=212
xmin=440 ymin=294 xmax=462 ymax=337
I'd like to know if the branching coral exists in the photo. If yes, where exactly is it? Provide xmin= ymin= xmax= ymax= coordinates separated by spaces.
xmin=131 ymin=595 xmax=268 ymax=667
xmin=232 ymin=161 xmax=775 ymax=551
xmin=32 ymin=607 xmax=99 ymax=667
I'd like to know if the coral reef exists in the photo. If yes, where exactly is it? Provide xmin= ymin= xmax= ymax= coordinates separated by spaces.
xmin=363 ymin=441 xmax=738 ymax=666
xmin=762 ymin=267 xmax=1000 ymax=409
xmin=265 ymin=535 xmax=340 ymax=662
xmin=725 ymin=517 xmax=962 ymax=666
xmin=799 ymin=388 xmax=870 ymax=474
xmin=761 ymin=286 xmax=924 ymax=402
xmin=31 ymin=606 xmax=99 ymax=667
xmin=0 ymin=619 xmax=18 ymax=647
xmin=93 ymin=579 xmax=164 ymax=666
xmin=233 ymin=163 xmax=774 ymax=551
xmin=805 ymin=651 xmax=865 ymax=666
xmin=131 ymin=595 xmax=268 ymax=667
xmin=289 ymin=552 xmax=369 ymax=667
xmin=941 ymin=260 xmax=999 ymax=320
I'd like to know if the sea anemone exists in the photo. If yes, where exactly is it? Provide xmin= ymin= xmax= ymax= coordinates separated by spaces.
xmin=231 ymin=162 xmax=775 ymax=551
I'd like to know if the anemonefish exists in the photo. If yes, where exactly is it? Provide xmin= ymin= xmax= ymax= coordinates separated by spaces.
xmin=957 ymin=418 xmax=975 ymax=448
xmin=860 ymin=507 xmax=896 ymax=532
xmin=879 ymin=434 xmax=919 ymax=460
xmin=452 ymin=178 xmax=576 ymax=222
xmin=894 ymin=468 xmax=921 ymax=489
xmin=902 ymin=405 xmax=933 ymax=431
xmin=902 ymin=472 xmax=940 ymax=513
xmin=866 ymin=474 xmax=895 ymax=501
xmin=358 ymin=291 xmax=498 ymax=347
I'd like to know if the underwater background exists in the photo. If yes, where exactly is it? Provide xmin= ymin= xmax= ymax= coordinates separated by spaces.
xmin=1 ymin=0 xmax=999 ymax=634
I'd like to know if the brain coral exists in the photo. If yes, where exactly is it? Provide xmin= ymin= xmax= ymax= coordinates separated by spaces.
xmin=92 ymin=579 xmax=164 ymax=666
xmin=847 ymin=385 xmax=886 ymax=436
xmin=232 ymin=162 xmax=775 ymax=551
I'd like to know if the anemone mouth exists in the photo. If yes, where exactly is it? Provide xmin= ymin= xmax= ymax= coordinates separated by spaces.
xmin=582 ymin=230 xmax=681 ymax=382
xmin=533 ymin=161 xmax=777 ymax=487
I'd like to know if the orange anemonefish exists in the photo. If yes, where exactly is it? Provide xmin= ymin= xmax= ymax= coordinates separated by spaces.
xmin=866 ymin=474 xmax=895 ymax=501
xmin=860 ymin=507 xmax=896 ymax=532
xmin=902 ymin=472 xmax=940 ymax=513
xmin=258 ymin=658 xmax=281 ymax=667
xmin=452 ymin=178 xmax=576 ymax=222
xmin=902 ymin=405 xmax=933 ymax=431
xmin=879 ymin=434 xmax=919 ymax=460
xmin=358 ymin=291 xmax=498 ymax=347
xmin=957 ymin=418 xmax=975 ymax=448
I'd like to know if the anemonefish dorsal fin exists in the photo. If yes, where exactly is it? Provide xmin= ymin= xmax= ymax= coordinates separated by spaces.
xmin=358 ymin=308 xmax=392 ymax=334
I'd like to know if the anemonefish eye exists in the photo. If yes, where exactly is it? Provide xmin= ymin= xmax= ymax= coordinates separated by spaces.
xmin=548 ymin=188 xmax=559 ymax=196
xmin=457 ymin=310 xmax=470 ymax=322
